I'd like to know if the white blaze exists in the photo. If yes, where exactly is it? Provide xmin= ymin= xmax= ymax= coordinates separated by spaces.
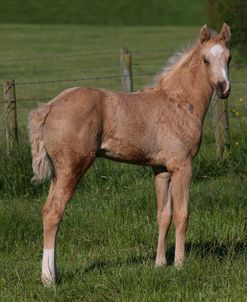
xmin=221 ymin=68 xmax=228 ymax=82
xmin=210 ymin=44 xmax=230 ymax=92
xmin=210 ymin=44 xmax=224 ymax=57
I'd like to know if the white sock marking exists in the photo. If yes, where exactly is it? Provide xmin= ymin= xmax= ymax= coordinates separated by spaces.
xmin=42 ymin=248 xmax=56 ymax=282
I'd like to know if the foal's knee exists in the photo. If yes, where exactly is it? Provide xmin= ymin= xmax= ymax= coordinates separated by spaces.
xmin=157 ymin=210 xmax=172 ymax=227
xmin=173 ymin=210 xmax=189 ymax=232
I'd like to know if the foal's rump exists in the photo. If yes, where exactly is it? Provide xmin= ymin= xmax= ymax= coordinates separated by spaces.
xmin=28 ymin=87 xmax=106 ymax=182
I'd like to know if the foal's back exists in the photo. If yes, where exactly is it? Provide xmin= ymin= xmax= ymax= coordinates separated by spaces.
xmin=43 ymin=87 xmax=201 ymax=167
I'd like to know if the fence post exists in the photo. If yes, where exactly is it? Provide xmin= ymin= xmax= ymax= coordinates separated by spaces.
xmin=213 ymin=97 xmax=230 ymax=159
xmin=4 ymin=80 xmax=18 ymax=154
xmin=120 ymin=47 xmax=133 ymax=92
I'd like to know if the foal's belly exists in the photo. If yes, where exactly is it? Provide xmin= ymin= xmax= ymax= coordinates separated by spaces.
xmin=97 ymin=138 xmax=164 ymax=166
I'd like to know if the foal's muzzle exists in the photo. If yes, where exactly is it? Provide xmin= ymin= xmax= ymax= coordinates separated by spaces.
xmin=216 ymin=81 xmax=231 ymax=99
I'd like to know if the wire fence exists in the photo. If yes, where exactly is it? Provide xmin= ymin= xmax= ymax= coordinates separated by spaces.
xmin=1 ymin=48 xmax=247 ymax=155
xmin=1 ymin=71 xmax=155 ymax=135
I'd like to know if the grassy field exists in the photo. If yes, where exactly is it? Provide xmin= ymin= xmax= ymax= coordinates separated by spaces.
xmin=0 ymin=24 xmax=200 ymax=83
xmin=1 ymin=24 xmax=247 ymax=301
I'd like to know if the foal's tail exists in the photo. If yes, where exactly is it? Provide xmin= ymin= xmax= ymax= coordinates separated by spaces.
xmin=28 ymin=104 xmax=54 ymax=184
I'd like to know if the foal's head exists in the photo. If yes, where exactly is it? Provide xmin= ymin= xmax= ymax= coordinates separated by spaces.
xmin=199 ymin=23 xmax=231 ymax=99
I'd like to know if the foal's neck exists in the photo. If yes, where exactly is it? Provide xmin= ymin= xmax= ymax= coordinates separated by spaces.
xmin=159 ymin=47 xmax=214 ymax=122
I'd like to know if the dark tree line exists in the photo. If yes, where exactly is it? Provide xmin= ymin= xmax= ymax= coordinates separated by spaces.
xmin=207 ymin=0 xmax=247 ymax=57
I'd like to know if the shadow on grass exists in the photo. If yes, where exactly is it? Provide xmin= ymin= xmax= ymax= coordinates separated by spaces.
xmin=62 ymin=239 xmax=247 ymax=282
xmin=59 ymin=261 xmax=107 ymax=283
xmin=185 ymin=239 xmax=247 ymax=261
xmin=63 ymin=255 xmax=156 ymax=282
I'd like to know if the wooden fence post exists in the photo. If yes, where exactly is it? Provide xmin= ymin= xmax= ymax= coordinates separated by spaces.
xmin=213 ymin=97 xmax=230 ymax=159
xmin=120 ymin=47 xmax=133 ymax=92
xmin=4 ymin=80 xmax=18 ymax=154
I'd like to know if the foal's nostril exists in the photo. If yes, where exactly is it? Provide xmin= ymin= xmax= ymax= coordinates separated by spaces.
xmin=216 ymin=81 xmax=231 ymax=98
xmin=216 ymin=81 xmax=230 ymax=98
xmin=217 ymin=81 xmax=226 ymax=93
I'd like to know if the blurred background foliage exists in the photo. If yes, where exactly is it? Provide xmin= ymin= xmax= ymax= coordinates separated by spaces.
xmin=207 ymin=0 xmax=247 ymax=56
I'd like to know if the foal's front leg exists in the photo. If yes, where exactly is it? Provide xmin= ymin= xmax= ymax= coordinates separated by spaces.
xmin=171 ymin=159 xmax=192 ymax=266
xmin=154 ymin=169 xmax=172 ymax=267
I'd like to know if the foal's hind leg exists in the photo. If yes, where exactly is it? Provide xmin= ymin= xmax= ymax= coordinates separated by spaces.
xmin=171 ymin=159 xmax=192 ymax=266
xmin=41 ymin=156 xmax=94 ymax=286
xmin=41 ymin=178 xmax=56 ymax=284
xmin=154 ymin=168 xmax=172 ymax=267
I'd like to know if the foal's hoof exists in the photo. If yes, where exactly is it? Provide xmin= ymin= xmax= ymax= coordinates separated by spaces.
xmin=174 ymin=260 xmax=184 ymax=269
xmin=41 ymin=274 xmax=56 ymax=287
xmin=155 ymin=259 xmax=167 ymax=268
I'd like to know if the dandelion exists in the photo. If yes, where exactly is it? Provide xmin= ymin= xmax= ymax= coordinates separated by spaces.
xmin=235 ymin=141 xmax=239 ymax=145
xmin=239 ymin=97 xmax=244 ymax=102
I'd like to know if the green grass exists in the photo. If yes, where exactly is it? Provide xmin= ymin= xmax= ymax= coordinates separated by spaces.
xmin=0 ymin=0 xmax=206 ymax=26
xmin=1 ymin=149 xmax=247 ymax=301
xmin=1 ymin=24 xmax=247 ymax=301
xmin=0 ymin=24 xmax=200 ymax=83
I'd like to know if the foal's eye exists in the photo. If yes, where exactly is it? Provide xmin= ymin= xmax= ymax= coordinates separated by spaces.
xmin=203 ymin=56 xmax=210 ymax=65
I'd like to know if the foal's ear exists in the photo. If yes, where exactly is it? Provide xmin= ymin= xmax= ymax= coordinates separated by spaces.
xmin=219 ymin=23 xmax=231 ymax=42
xmin=199 ymin=24 xmax=211 ymax=43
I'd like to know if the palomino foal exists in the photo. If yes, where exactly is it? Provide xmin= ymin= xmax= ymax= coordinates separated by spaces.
xmin=29 ymin=24 xmax=231 ymax=285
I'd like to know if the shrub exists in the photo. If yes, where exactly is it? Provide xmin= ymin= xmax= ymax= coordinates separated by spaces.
xmin=207 ymin=0 xmax=247 ymax=57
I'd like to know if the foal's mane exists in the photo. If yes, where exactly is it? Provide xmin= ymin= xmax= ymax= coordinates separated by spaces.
xmin=139 ymin=44 xmax=197 ymax=92
xmin=149 ymin=29 xmax=218 ymax=89
xmin=152 ymin=43 xmax=197 ymax=87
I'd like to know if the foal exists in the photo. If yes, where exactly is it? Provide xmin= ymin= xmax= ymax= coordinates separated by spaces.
xmin=29 ymin=24 xmax=231 ymax=285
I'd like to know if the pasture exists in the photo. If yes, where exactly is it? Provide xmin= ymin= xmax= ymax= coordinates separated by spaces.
xmin=0 ymin=24 xmax=247 ymax=301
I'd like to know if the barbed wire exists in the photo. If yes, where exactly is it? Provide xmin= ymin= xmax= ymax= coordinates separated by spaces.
xmin=0 ymin=49 xmax=172 ymax=64
xmin=0 ymin=72 xmax=244 ymax=106
xmin=1 ymin=62 xmax=162 ymax=79
xmin=12 ymin=76 xmax=247 ymax=87
xmin=0 ymin=47 xmax=246 ymax=153
xmin=14 ymin=72 xmax=154 ymax=86
xmin=0 ymin=48 xmax=246 ymax=69
xmin=231 ymin=80 xmax=247 ymax=84
xmin=2 ymin=65 xmax=120 ymax=77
